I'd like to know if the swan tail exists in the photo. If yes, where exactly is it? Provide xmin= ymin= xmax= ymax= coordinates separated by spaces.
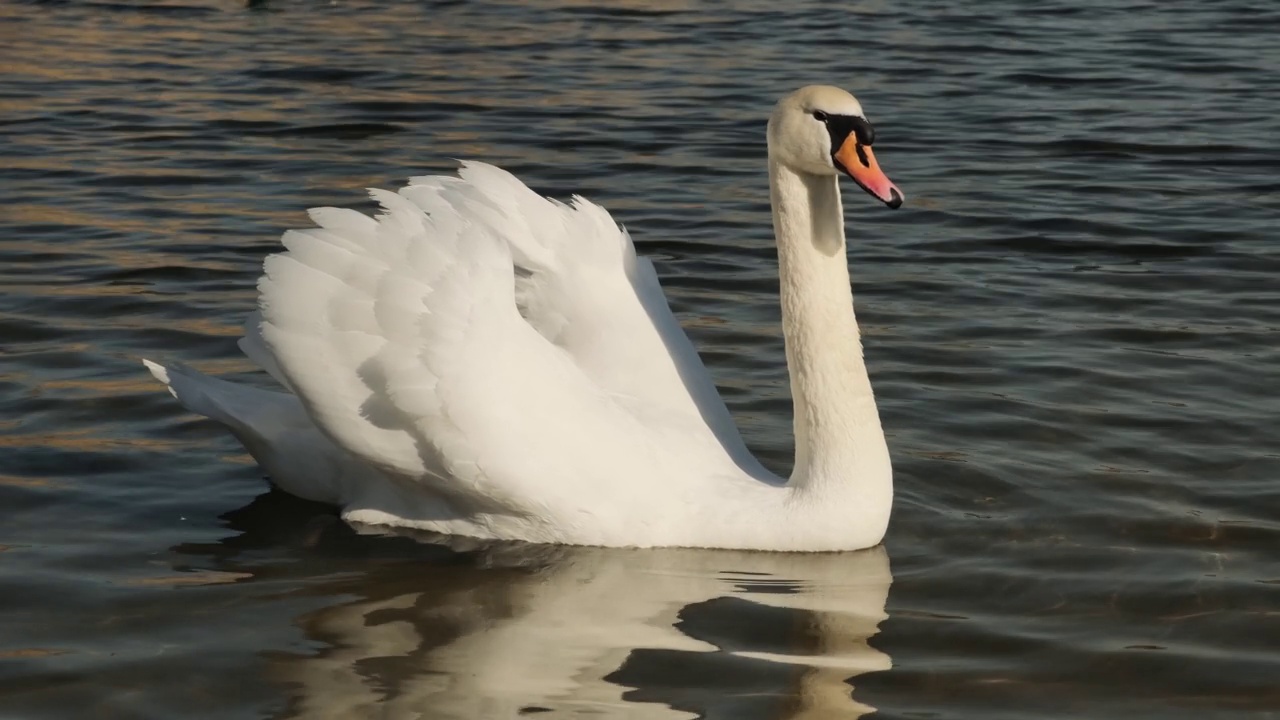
xmin=141 ymin=359 xmax=350 ymax=503
xmin=142 ymin=359 xmax=287 ymax=431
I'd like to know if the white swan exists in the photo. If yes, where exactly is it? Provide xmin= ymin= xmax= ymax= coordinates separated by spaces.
xmin=145 ymin=85 xmax=904 ymax=551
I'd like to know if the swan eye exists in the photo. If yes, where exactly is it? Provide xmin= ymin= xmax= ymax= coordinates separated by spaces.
xmin=812 ymin=111 xmax=828 ymax=122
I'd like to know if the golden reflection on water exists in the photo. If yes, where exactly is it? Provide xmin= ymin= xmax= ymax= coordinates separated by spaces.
xmin=0 ymin=427 xmax=183 ymax=454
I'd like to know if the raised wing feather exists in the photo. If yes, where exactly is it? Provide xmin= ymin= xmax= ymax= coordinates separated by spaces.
xmin=255 ymin=168 xmax=744 ymax=535
xmin=431 ymin=163 xmax=763 ymax=474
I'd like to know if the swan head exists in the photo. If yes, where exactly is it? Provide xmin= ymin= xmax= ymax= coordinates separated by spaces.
xmin=768 ymin=85 xmax=904 ymax=209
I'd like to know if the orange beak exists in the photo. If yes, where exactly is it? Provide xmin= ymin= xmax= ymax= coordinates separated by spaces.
xmin=833 ymin=134 xmax=904 ymax=209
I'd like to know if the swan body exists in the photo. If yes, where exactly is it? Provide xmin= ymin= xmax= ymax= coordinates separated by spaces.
xmin=146 ymin=86 xmax=904 ymax=551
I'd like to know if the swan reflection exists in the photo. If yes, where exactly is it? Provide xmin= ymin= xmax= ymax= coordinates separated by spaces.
xmin=266 ymin=529 xmax=892 ymax=719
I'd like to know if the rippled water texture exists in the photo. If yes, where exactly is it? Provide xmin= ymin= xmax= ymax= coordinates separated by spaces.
xmin=2 ymin=0 xmax=1278 ymax=717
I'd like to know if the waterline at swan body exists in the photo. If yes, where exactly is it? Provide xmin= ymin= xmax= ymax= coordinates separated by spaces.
xmin=144 ymin=85 xmax=904 ymax=551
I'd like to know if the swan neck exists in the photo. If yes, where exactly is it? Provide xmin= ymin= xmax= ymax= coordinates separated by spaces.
xmin=768 ymin=160 xmax=891 ymax=508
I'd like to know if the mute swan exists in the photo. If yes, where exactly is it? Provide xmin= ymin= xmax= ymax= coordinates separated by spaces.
xmin=145 ymin=85 xmax=904 ymax=551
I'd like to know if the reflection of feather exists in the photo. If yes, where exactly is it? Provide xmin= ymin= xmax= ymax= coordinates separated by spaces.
xmin=269 ymin=541 xmax=891 ymax=719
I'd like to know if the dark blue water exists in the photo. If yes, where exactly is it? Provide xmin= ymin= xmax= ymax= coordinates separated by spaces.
xmin=2 ymin=0 xmax=1278 ymax=717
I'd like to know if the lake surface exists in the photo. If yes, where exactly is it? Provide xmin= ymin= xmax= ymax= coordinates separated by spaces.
xmin=2 ymin=0 xmax=1278 ymax=717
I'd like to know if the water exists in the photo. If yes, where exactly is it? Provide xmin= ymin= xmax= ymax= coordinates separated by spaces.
xmin=2 ymin=0 xmax=1278 ymax=716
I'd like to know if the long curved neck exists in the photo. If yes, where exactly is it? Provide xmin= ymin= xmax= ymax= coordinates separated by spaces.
xmin=768 ymin=160 xmax=891 ymax=506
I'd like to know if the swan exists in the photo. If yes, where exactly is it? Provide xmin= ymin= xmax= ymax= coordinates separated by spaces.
xmin=145 ymin=85 xmax=904 ymax=551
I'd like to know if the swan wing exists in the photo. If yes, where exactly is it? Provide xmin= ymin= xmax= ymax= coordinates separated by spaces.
xmin=237 ymin=309 xmax=291 ymax=390
xmin=255 ymin=173 xmax=736 ymax=540
xmin=433 ymin=163 xmax=760 ymax=470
